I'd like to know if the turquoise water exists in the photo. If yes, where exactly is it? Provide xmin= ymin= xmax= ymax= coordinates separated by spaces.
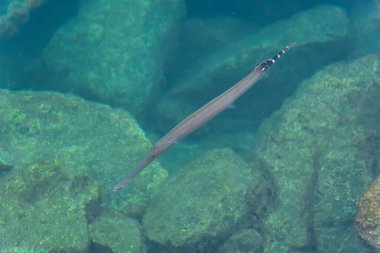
xmin=0 ymin=0 xmax=379 ymax=252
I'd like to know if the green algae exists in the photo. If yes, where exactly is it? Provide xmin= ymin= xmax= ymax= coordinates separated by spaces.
xmin=252 ymin=54 xmax=380 ymax=253
xmin=0 ymin=89 xmax=168 ymax=217
xmin=43 ymin=0 xmax=185 ymax=114
xmin=0 ymin=159 xmax=99 ymax=252
xmin=89 ymin=216 xmax=142 ymax=253
xmin=143 ymin=148 xmax=269 ymax=252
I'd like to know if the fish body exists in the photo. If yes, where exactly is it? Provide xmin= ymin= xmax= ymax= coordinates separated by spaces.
xmin=113 ymin=43 xmax=296 ymax=192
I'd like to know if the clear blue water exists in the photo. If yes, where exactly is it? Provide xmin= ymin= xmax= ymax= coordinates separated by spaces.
xmin=0 ymin=0 xmax=379 ymax=252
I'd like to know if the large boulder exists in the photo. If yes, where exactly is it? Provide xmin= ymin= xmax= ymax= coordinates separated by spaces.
xmin=252 ymin=54 xmax=380 ymax=252
xmin=0 ymin=160 xmax=99 ymax=252
xmin=217 ymin=229 xmax=263 ymax=253
xmin=0 ymin=89 xmax=167 ymax=216
xmin=143 ymin=148 xmax=270 ymax=252
xmin=89 ymin=215 xmax=143 ymax=253
xmin=43 ymin=0 xmax=185 ymax=114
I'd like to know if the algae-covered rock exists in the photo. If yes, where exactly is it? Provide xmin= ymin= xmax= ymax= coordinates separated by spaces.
xmin=89 ymin=216 xmax=142 ymax=253
xmin=252 ymin=54 xmax=380 ymax=253
xmin=356 ymin=176 xmax=380 ymax=251
xmin=307 ymin=55 xmax=380 ymax=253
xmin=316 ymin=225 xmax=364 ymax=253
xmin=43 ymin=0 xmax=184 ymax=114
xmin=313 ymin=146 xmax=372 ymax=253
xmin=350 ymin=3 xmax=380 ymax=57
xmin=0 ymin=159 xmax=99 ymax=252
xmin=143 ymin=148 xmax=269 ymax=252
xmin=0 ymin=89 xmax=168 ymax=216
xmin=217 ymin=229 xmax=263 ymax=253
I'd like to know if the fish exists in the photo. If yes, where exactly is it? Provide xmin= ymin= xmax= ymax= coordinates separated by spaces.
xmin=113 ymin=42 xmax=296 ymax=192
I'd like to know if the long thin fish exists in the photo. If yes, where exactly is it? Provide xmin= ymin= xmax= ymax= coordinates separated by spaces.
xmin=113 ymin=43 xmax=295 ymax=192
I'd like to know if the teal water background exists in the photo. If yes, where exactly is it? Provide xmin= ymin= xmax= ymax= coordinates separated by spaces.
xmin=0 ymin=0 xmax=379 ymax=252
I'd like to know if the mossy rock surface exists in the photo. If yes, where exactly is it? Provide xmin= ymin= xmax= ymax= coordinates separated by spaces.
xmin=0 ymin=160 xmax=99 ymax=252
xmin=0 ymin=89 xmax=168 ymax=216
xmin=43 ymin=0 xmax=185 ymax=113
xmin=89 ymin=216 xmax=142 ymax=253
xmin=143 ymin=148 xmax=269 ymax=252
xmin=253 ymin=54 xmax=380 ymax=253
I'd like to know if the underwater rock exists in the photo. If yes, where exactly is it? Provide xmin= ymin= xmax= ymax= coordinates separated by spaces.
xmin=0 ymin=159 xmax=99 ymax=252
xmin=143 ymin=148 xmax=270 ymax=252
xmin=89 ymin=215 xmax=142 ymax=253
xmin=43 ymin=0 xmax=185 ymax=114
xmin=252 ymin=54 xmax=380 ymax=253
xmin=315 ymin=225 xmax=364 ymax=253
xmin=356 ymin=176 xmax=380 ymax=251
xmin=153 ymin=5 xmax=350 ymax=136
xmin=309 ymin=55 xmax=380 ymax=253
xmin=313 ymin=148 xmax=372 ymax=253
xmin=350 ymin=2 xmax=380 ymax=58
xmin=0 ymin=89 xmax=168 ymax=217
xmin=216 ymin=229 xmax=263 ymax=253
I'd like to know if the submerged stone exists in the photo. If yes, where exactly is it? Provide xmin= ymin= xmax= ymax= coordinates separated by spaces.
xmin=0 ymin=159 xmax=99 ymax=252
xmin=217 ymin=229 xmax=263 ymax=253
xmin=43 ymin=0 xmax=185 ymax=114
xmin=0 ymin=89 xmax=168 ymax=216
xmin=89 ymin=216 xmax=142 ymax=253
xmin=252 ymin=54 xmax=380 ymax=252
xmin=143 ymin=148 xmax=269 ymax=252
